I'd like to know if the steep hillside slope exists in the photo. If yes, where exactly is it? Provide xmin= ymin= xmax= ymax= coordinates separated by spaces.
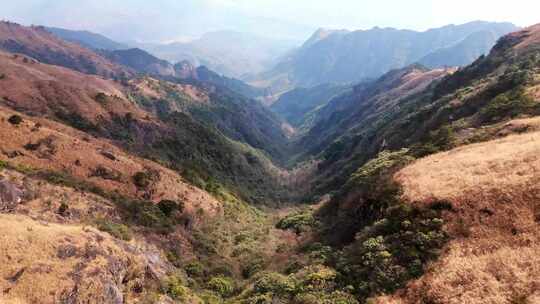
xmin=270 ymin=83 xmax=350 ymax=129
xmin=294 ymin=22 xmax=540 ymax=197
xmin=100 ymin=48 xmax=177 ymax=77
xmin=0 ymin=106 xmax=219 ymax=212
xmin=0 ymin=21 xmax=132 ymax=79
xmin=190 ymin=65 xmax=267 ymax=99
xmin=294 ymin=65 xmax=453 ymax=188
xmin=0 ymin=103 xmax=298 ymax=303
xmin=0 ymin=214 xmax=149 ymax=304
xmin=376 ymin=127 xmax=540 ymax=304
xmin=0 ymin=43 xmax=289 ymax=203
xmin=128 ymin=76 xmax=290 ymax=164
xmin=254 ymin=21 xmax=517 ymax=90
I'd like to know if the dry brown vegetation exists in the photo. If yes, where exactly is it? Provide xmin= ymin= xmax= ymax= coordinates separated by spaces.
xmin=511 ymin=24 xmax=540 ymax=52
xmin=0 ymin=50 xmax=149 ymax=123
xmin=0 ymin=21 xmax=132 ymax=78
xmin=379 ymin=130 xmax=540 ymax=304
xmin=129 ymin=76 xmax=210 ymax=104
xmin=0 ymin=106 xmax=221 ymax=217
xmin=0 ymin=214 xmax=148 ymax=304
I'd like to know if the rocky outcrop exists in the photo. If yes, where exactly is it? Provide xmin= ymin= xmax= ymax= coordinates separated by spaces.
xmin=0 ymin=179 xmax=23 ymax=211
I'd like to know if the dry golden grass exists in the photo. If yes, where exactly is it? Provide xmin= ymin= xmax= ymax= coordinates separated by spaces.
xmin=511 ymin=23 xmax=540 ymax=52
xmin=0 ymin=49 xmax=148 ymax=123
xmin=0 ymin=106 xmax=222 ymax=218
xmin=382 ymin=131 xmax=540 ymax=304
xmin=0 ymin=168 xmax=118 ymax=225
xmin=396 ymin=130 xmax=540 ymax=205
xmin=0 ymin=214 xmax=145 ymax=304
xmin=129 ymin=76 xmax=210 ymax=104
xmin=0 ymin=21 xmax=131 ymax=78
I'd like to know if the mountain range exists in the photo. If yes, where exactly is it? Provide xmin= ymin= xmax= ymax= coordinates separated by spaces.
xmin=252 ymin=21 xmax=518 ymax=93
xmin=0 ymin=17 xmax=539 ymax=304
xmin=137 ymin=31 xmax=299 ymax=79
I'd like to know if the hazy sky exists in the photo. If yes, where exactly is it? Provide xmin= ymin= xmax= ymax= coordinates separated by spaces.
xmin=212 ymin=0 xmax=539 ymax=29
xmin=3 ymin=0 xmax=539 ymax=42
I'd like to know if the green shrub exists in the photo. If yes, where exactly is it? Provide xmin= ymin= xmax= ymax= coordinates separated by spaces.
xmin=164 ymin=276 xmax=188 ymax=301
xmin=336 ymin=203 xmax=447 ymax=300
xmin=157 ymin=199 xmax=184 ymax=217
xmin=350 ymin=149 xmax=413 ymax=187
xmin=252 ymin=272 xmax=296 ymax=296
xmin=7 ymin=114 xmax=23 ymax=125
xmin=207 ymin=276 xmax=234 ymax=297
xmin=276 ymin=210 xmax=316 ymax=234
xmin=54 ymin=110 xmax=99 ymax=133
xmin=480 ymin=88 xmax=536 ymax=123
xmin=124 ymin=200 xmax=172 ymax=231
xmin=242 ymin=257 xmax=265 ymax=278
xmin=96 ymin=219 xmax=133 ymax=241
xmin=293 ymin=291 xmax=359 ymax=304
xmin=184 ymin=261 xmax=205 ymax=278
xmin=132 ymin=171 xmax=153 ymax=189
xmin=132 ymin=170 xmax=159 ymax=190
xmin=199 ymin=291 xmax=222 ymax=304
xmin=57 ymin=202 xmax=69 ymax=216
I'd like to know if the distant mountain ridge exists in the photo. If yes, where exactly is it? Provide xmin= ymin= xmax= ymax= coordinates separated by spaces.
xmin=139 ymin=30 xmax=299 ymax=79
xmin=253 ymin=21 xmax=519 ymax=91
xmin=0 ymin=21 xmax=133 ymax=79
xmin=37 ymin=25 xmax=270 ymax=98
xmin=100 ymin=48 xmax=177 ymax=77
xmin=45 ymin=26 xmax=129 ymax=50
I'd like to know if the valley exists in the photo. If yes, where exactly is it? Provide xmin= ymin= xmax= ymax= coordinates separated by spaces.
xmin=0 ymin=17 xmax=539 ymax=304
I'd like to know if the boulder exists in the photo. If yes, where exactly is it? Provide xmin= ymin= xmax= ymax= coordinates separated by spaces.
xmin=0 ymin=180 xmax=23 ymax=211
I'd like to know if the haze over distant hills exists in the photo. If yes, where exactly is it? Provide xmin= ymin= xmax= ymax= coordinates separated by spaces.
xmin=252 ymin=21 xmax=519 ymax=92
xmin=46 ymin=26 xmax=129 ymax=50
xmin=45 ymin=25 xmax=300 ymax=81
xmin=136 ymin=31 xmax=299 ymax=79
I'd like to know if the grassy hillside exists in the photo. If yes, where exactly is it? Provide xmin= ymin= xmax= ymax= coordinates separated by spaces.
xmin=0 ymin=21 xmax=133 ymax=79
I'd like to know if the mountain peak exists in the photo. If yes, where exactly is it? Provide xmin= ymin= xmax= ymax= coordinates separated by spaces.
xmin=303 ymin=28 xmax=349 ymax=47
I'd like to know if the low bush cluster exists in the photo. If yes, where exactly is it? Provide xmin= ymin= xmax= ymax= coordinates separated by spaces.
xmin=337 ymin=204 xmax=447 ymax=300
xmin=276 ymin=209 xmax=316 ymax=234
xmin=207 ymin=276 xmax=235 ymax=297
xmin=132 ymin=169 xmax=160 ymax=189
xmin=240 ymin=267 xmax=358 ymax=304
xmin=96 ymin=219 xmax=133 ymax=241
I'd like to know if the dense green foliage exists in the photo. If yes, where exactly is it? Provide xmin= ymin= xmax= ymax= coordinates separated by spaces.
xmin=276 ymin=209 xmax=317 ymax=234
xmin=96 ymin=219 xmax=133 ymax=241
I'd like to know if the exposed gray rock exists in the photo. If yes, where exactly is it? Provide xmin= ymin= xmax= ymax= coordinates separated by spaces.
xmin=0 ymin=179 xmax=23 ymax=211
xmin=57 ymin=244 xmax=79 ymax=259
